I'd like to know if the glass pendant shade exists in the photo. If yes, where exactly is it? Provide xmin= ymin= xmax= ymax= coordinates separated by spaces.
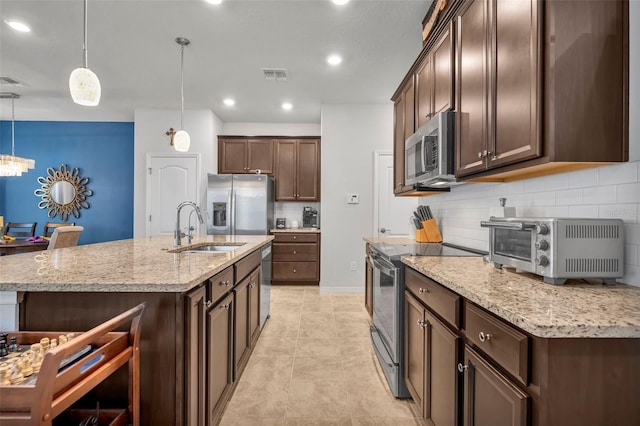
xmin=69 ymin=67 xmax=101 ymax=106
xmin=173 ymin=130 xmax=191 ymax=152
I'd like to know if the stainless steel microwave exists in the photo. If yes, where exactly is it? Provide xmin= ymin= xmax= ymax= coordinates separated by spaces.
xmin=480 ymin=217 xmax=624 ymax=285
xmin=405 ymin=111 xmax=456 ymax=187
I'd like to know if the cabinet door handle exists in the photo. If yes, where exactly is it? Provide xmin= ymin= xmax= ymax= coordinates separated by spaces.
xmin=293 ymin=269 xmax=297 ymax=273
xmin=479 ymin=331 xmax=492 ymax=342
xmin=249 ymin=282 xmax=256 ymax=288
xmin=418 ymin=287 xmax=428 ymax=294
xmin=457 ymin=363 xmax=468 ymax=373
xmin=220 ymin=303 xmax=230 ymax=310
xmin=203 ymin=300 xmax=212 ymax=308
xmin=477 ymin=151 xmax=483 ymax=159
xmin=293 ymin=236 xmax=297 ymax=240
xmin=220 ymin=280 xmax=231 ymax=287
xmin=293 ymin=250 xmax=297 ymax=254
xmin=417 ymin=319 xmax=426 ymax=329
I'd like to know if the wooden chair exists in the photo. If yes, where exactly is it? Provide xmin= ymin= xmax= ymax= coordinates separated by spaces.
xmin=3 ymin=222 xmax=37 ymax=239
xmin=43 ymin=222 xmax=75 ymax=238
xmin=47 ymin=226 xmax=84 ymax=250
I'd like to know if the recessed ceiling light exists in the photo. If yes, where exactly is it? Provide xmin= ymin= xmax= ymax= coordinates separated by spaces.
xmin=4 ymin=20 xmax=31 ymax=33
xmin=327 ymin=54 xmax=342 ymax=66
xmin=205 ymin=0 xmax=222 ymax=4
xmin=332 ymin=0 xmax=350 ymax=5
xmin=281 ymin=102 xmax=293 ymax=111
xmin=223 ymin=98 xmax=235 ymax=106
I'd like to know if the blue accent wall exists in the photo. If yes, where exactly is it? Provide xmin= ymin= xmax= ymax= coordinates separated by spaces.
xmin=0 ymin=121 xmax=134 ymax=245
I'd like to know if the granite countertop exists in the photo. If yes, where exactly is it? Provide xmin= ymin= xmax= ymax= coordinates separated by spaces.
xmin=0 ymin=235 xmax=273 ymax=293
xmin=403 ymin=256 xmax=640 ymax=338
xmin=271 ymin=228 xmax=321 ymax=233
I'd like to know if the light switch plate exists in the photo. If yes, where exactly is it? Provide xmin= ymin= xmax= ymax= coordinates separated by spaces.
xmin=347 ymin=194 xmax=359 ymax=204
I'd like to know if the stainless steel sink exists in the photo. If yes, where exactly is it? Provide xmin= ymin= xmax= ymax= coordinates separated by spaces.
xmin=184 ymin=243 xmax=246 ymax=253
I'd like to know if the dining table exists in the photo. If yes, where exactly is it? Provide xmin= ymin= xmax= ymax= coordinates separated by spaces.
xmin=0 ymin=239 xmax=49 ymax=255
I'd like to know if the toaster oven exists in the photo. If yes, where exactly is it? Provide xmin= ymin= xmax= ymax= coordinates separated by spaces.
xmin=480 ymin=217 xmax=624 ymax=284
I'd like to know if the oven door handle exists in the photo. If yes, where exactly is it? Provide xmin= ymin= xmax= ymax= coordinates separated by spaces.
xmin=369 ymin=254 xmax=397 ymax=276
xmin=480 ymin=220 xmax=536 ymax=230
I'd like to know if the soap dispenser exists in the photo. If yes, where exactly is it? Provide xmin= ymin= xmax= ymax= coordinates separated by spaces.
xmin=499 ymin=198 xmax=516 ymax=217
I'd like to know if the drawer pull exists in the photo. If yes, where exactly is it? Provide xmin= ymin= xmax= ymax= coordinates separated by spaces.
xmin=479 ymin=331 xmax=492 ymax=342
xmin=417 ymin=319 xmax=426 ymax=329
xmin=418 ymin=287 xmax=428 ymax=294
xmin=220 ymin=280 xmax=231 ymax=287
xmin=457 ymin=363 xmax=468 ymax=373
xmin=293 ymin=236 xmax=297 ymax=240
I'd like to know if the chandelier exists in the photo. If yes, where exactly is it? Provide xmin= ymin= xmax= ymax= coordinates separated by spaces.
xmin=0 ymin=93 xmax=35 ymax=177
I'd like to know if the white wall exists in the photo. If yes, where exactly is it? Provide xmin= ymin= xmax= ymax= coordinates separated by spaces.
xmin=133 ymin=109 xmax=223 ymax=237
xmin=222 ymin=122 xmax=320 ymax=136
xmin=417 ymin=1 xmax=640 ymax=287
xmin=320 ymin=104 xmax=394 ymax=292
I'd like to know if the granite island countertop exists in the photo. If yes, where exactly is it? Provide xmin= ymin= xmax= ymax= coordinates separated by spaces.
xmin=0 ymin=235 xmax=273 ymax=293
xmin=403 ymin=256 xmax=640 ymax=338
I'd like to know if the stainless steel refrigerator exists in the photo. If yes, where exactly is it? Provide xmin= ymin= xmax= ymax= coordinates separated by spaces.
xmin=206 ymin=174 xmax=274 ymax=235
xmin=207 ymin=173 xmax=273 ymax=327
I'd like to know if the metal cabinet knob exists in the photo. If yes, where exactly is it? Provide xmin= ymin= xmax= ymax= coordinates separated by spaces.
xmin=457 ymin=363 xmax=468 ymax=373
xmin=293 ymin=250 xmax=297 ymax=254
xmin=477 ymin=151 xmax=483 ymax=159
xmin=479 ymin=331 xmax=492 ymax=342
xmin=417 ymin=319 xmax=426 ymax=329
xmin=293 ymin=236 xmax=297 ymax=240
xmin=293 ymin=269 xmax=297 ymax=273
xmin=418 ymin=287 xmax=428 ymax=294
xmin=203 ymin=300 xmax=212 ymax=308
xmin=220 ymin=280 xmax=231 ymax=287
xmin=249 ymin=283 xmax=255 ymax=288
xmin=220 ymin=303 xmax=230 ymax=310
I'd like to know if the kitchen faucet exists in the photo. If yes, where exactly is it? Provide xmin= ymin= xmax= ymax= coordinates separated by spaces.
xmin=175 ymin=201 xmax=204 ymax=246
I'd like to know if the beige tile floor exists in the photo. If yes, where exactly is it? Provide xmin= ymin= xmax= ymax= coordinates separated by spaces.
xmin=219 ymin=285 xmax=424 ymax=426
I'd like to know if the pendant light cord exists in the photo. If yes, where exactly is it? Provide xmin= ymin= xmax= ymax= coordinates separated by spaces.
xmin=83 ymin=0 xmax=89 ymax=68
xmin=180 ymin=43 xmax=185 ymax=130
xmin=11 ymin=96 xmax=15 ymax=156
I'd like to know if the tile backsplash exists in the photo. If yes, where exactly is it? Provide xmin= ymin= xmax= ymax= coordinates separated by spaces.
xmin=421 ymin=161 xmax=640 ymax=287
xmin=275 ymin=202 xmax=320 ymax=229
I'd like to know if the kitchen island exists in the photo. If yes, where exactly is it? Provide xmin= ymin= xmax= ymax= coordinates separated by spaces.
xmin=0 ymin=234 xmax=273 ymax=426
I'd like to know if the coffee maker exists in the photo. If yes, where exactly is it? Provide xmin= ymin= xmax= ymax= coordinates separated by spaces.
xmin=302 ymin=207 xmax=318 ymax=228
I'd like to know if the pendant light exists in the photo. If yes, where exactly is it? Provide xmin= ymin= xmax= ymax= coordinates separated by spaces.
xmin=69 ymin=0 xmax=101 ymax=106
xmin=173 ymin=37 xmax=191 ymax=152
xmin=0 ymin=93 xmax=35 ymax=177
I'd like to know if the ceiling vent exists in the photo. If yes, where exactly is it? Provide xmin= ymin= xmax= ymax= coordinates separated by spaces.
xmin=261 ymin=68 xmax=288 ymax=81
xmin=0 ymin=76 xmax=28 ymax=87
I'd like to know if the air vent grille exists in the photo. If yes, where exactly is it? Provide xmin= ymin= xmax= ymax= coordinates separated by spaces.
xmin=565 ymin=258 xmax=620 ymax=273
xmin=0 ymin=76 xmax=27 ymax=87
xmin=565 ymin=224 xmax=620 ymax=239
xmin=261 ymin=68 xmax=288 ymax=81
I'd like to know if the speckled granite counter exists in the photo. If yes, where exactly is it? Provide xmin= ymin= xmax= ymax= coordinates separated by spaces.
xmin=0 ymin=235 xmax=273 ymax=293
xmin=403 ymin=256 xmax=640 ymax=338
xmin=270 ymin=228 xmax=320 ymax=233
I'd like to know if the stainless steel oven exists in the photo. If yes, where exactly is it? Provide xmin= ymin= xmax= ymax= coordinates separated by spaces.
xmin=368 ymin=242 xmax=483 ymax=398
xmin=368 ymin=246 xmax=410 ymax=398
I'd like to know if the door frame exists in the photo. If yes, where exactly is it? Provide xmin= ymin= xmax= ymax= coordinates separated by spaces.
xmin=372 ymin=150 xmax=392 ymax=237
xmin=145 ymin=153 xmax=201 ymax=236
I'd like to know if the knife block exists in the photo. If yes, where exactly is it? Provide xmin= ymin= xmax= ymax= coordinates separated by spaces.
xmin=416 ymin=219 xmax=443 ymax=243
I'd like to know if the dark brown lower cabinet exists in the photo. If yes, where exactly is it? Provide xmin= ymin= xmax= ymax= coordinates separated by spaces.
xmin=461 ymin=345 xmax=529 ymax=426
xmin=207 ymin=293 xmax=234 ymax=425
xmin=186 ymin=285 xmax=207 ymax=426
xmin=405 ymin=292 xmax=460 ymax=425
xmin=234 ymin=266 xmax=261 ymax=377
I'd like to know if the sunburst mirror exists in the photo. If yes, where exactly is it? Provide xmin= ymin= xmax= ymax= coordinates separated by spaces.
xmin=34 ymin=164 xmax=93 ymax=221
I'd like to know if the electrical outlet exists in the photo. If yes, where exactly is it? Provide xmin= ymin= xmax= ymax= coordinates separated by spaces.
xmin=350 ymin=261 xmax=357 ymax=271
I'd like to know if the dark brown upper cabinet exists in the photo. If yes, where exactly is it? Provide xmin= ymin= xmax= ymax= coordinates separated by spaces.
xmin=274 ymin=139 xmax=320 ymax=201
xmin=392 ymin=77 xmax=415 ymax=195
xmin=218 ymin=138 xmax=274 ymax=174
xmin=416 ymin=22 xmax=454 ymax=129
xmin=455 ymin=0 xmax=628 ymax=181
xmin=455 ymin=0 xmax=541 ymax=177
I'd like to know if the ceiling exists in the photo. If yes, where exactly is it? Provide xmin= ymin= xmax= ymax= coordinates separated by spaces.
xmin=0 ymin=0 xmax=430 ymax=124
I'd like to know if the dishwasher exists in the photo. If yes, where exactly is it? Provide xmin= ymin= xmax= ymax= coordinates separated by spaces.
xmin=260 ymin=243 xmax=272 ymax=327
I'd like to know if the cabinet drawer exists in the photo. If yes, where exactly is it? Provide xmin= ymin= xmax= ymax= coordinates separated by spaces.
xmin=235 ymin=249 xmax=262 ymax=282
xmin=272 ymin=261 xmax=318 ymax=281
xmin=464 ymin=302 xmax=529 ymax=385
xmin=405 ymin=267 xmax=461 ymax=329
xmin=273 ymin=233 xmax=318 ymax=243
xmin=273 ymin=243 xmax=317 ymax=261
xmin=209 ymin=267 xmax=234 ymax=303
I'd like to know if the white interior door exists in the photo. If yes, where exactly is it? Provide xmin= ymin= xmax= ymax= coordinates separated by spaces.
xmin=373 ymin=152 xmax=417 ymax=238
xmin=146 ymin=154 xmax=199 ymax=236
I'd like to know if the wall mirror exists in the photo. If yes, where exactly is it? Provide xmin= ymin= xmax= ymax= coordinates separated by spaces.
xmin=34 ymin=164 xmax=93 ymax=221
